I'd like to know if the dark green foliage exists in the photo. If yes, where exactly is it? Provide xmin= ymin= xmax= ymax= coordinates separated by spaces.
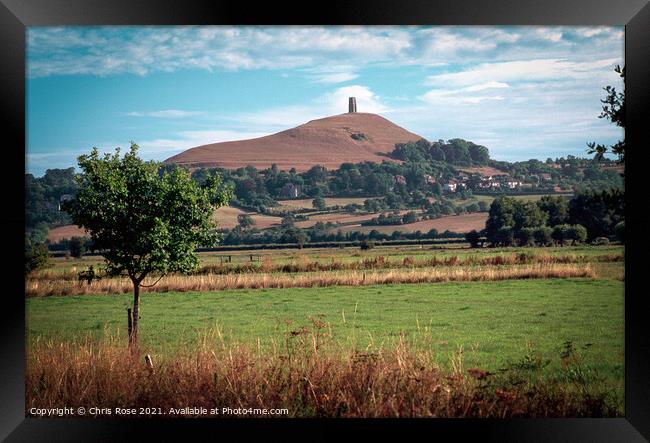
xmin=517 ymin=227 xmax=536 ymax=246
xmin=63 ymin=144 xmax=231 ymax=346
xmin=568 ymin=189 xmax=624 ymax=240
xmin=402 ymin=211 xmax=418 ymax=224
xmin=614 ymin=221 xmax=624 ymax=243
xmin=237 ymin=214 xmax=255 ymax=230
xmin=25 ymin=241 xmax=50 ymax=274
xmin=486 ymin=196 xmax=516 ymax=244
xmin=25 ymin=168 xmax=78 ymax=229
xmin=392 ymin=138 xmax=490 ymax=167
xmin=495 ymin=226 xmax=514 ymax=247
xmin=312 ymin=197 xmax=327 ymax=211
xmin=552 ymin=224 xmax=572 ymax=246
xmin=65 ymin=144 xmax=231 ymax=280
xmin=534 ymin=227 xmax=553 ymax=246
xmin=465 ymin=230 xmax=481 ymax=248
xmin=587 ymin=65 xmax=625 ymax=163
xmin=68 ymin=236 xmax=86 ymax=258
xmin=537 ymin=196 xmax=568 ymax=226
xmin=360 ymin=240 xmax=375 ymax=250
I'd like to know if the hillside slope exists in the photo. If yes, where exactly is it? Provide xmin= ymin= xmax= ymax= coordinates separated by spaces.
xmin=165 ymin=112 xmax=423 ymax=171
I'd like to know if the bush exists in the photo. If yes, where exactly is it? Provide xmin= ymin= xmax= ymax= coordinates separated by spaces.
xmin=25 ymin=242 xmax=50 ymax=274
xmin=465 ymin=230 xmax=481 ymax=248
xmin=360 ymin=240 xmax=375 ymax=250
xmin=567 ymin=224 xmax=588 ymax=245
xmin=68 ymin=236 xmax=87 ymax=258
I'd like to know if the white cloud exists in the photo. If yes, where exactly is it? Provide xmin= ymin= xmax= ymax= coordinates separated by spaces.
xmin=320 ymin=85 xmax=389 ymax=114
xmin=425 ymin=58 xmax=620 ymax=88
xmin=27 ymin=26 xmax=622 ymax=78
xmin=534 ymin=28 xmax=564 ymax=42
xmin=126 ymin=110 xmax=206 ymax=118
xmin=313 ymin=72 xmax=359 ymax=84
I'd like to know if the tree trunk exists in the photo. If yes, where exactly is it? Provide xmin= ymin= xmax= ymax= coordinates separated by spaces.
xmin=129 ymin=280 xmax=141 ymax=351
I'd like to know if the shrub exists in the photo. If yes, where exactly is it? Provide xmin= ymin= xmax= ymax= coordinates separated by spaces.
xmin=25 ymin=242 xmax=50 ymax=274
xmin=465 ymin=230 xmax=481 ymax=248
xmin=360 ymin=240 xmax=375 ymax=250
xmin=68 ymin=236 xmax=86 ymax=258
xmin=567 ymin=224 xmax=588 ymax=245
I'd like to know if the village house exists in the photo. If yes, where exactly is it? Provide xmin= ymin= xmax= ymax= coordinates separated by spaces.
xmin=444 ymin=180 xmax=458 ymax=192
xmin=505 ymin=180 xmax=522 ymax=189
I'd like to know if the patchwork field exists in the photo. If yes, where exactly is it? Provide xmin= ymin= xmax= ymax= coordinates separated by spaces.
xmin=277 ymin=197 xmax=369 ymax=209
xmin=338 ymin=213 xmax=488 ymax=234
xmin=211 ymin=205 xmax=282 ymax=229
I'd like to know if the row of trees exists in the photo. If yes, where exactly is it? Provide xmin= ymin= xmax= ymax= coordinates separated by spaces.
xmin=392 ymin=138 xmax=490 ymax=166
xmin=484 ymin=190 xmax=624 ymax=246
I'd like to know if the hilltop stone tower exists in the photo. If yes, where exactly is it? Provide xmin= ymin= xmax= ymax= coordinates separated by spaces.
xmin=348 ymin=97 xmax=357 ymax=113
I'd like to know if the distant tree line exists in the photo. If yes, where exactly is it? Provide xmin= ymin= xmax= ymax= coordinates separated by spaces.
xmin=484 ymin=189 xmax=624 ymax=246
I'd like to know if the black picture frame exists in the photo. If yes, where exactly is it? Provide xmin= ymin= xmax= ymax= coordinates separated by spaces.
xmin=2 ymin=0 xmax=649 ymax=440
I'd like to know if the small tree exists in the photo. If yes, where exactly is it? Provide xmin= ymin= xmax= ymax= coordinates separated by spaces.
xmin=312 ymin=197 xmax=327 ymax=211
xmin=25 ymin=241 xmax=49 ymax=274
xmin=237 ymin=214 xmax=255 ymax=230
xmin=567 ymin=224 xmax=588 ymax=245
xmin=64 ymin=144 xmax=231 ymax=349
xmin=68 ymin=236 xmax=87 ymax=258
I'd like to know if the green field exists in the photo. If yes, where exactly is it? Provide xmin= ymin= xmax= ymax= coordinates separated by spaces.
xmin=45 ymin=243 xmax=623 ymax=271
xmin=27 ymin=243 xmax=626 ymax=413
xmin=27 ymin=277 xmax=624 ymax=387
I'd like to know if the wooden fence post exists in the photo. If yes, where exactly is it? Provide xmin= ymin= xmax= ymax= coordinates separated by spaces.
xmin=127 ymin=308 xmax=133 ymax=342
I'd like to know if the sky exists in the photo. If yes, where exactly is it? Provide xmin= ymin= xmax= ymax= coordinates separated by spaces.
xmin=26 ymin=26 xmax=624 ymax=176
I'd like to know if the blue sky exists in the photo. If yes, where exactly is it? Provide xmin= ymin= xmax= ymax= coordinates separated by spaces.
xmin=27 ymin=26 xmax=624 ymax=176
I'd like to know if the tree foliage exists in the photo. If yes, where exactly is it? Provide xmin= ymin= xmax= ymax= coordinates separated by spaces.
xmin=587 ymin=65 xmax=625 ymax=163
xmin=64 ymin=144 xmax=231 ymax=347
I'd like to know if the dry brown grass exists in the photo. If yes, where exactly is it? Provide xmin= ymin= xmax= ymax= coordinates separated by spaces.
xmin=164 ymin=112 xmax=421 ymax=172
xmin=26 ymin=332 xmax=619 ymax=418
xmin=26 ymin=264 xmax=595 ymax=297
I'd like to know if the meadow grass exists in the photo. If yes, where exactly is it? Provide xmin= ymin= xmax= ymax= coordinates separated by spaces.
xmin=26 ymin=263 xmax=596 ymax=296
xmin=26 ymin=244 xmax=624 ymax=417
xmin=26 ymin=330 xmax=620 ymax=417
xmin=26 ymin=278 xmax=624 ymax=399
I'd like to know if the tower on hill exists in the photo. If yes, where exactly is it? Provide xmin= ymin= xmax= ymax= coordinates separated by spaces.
xmin=348 ymin=97 xmax=357 ymax=113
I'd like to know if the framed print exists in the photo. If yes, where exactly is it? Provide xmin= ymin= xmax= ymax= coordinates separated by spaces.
xmin=2 ymin=0 xmax=649 ymax=440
